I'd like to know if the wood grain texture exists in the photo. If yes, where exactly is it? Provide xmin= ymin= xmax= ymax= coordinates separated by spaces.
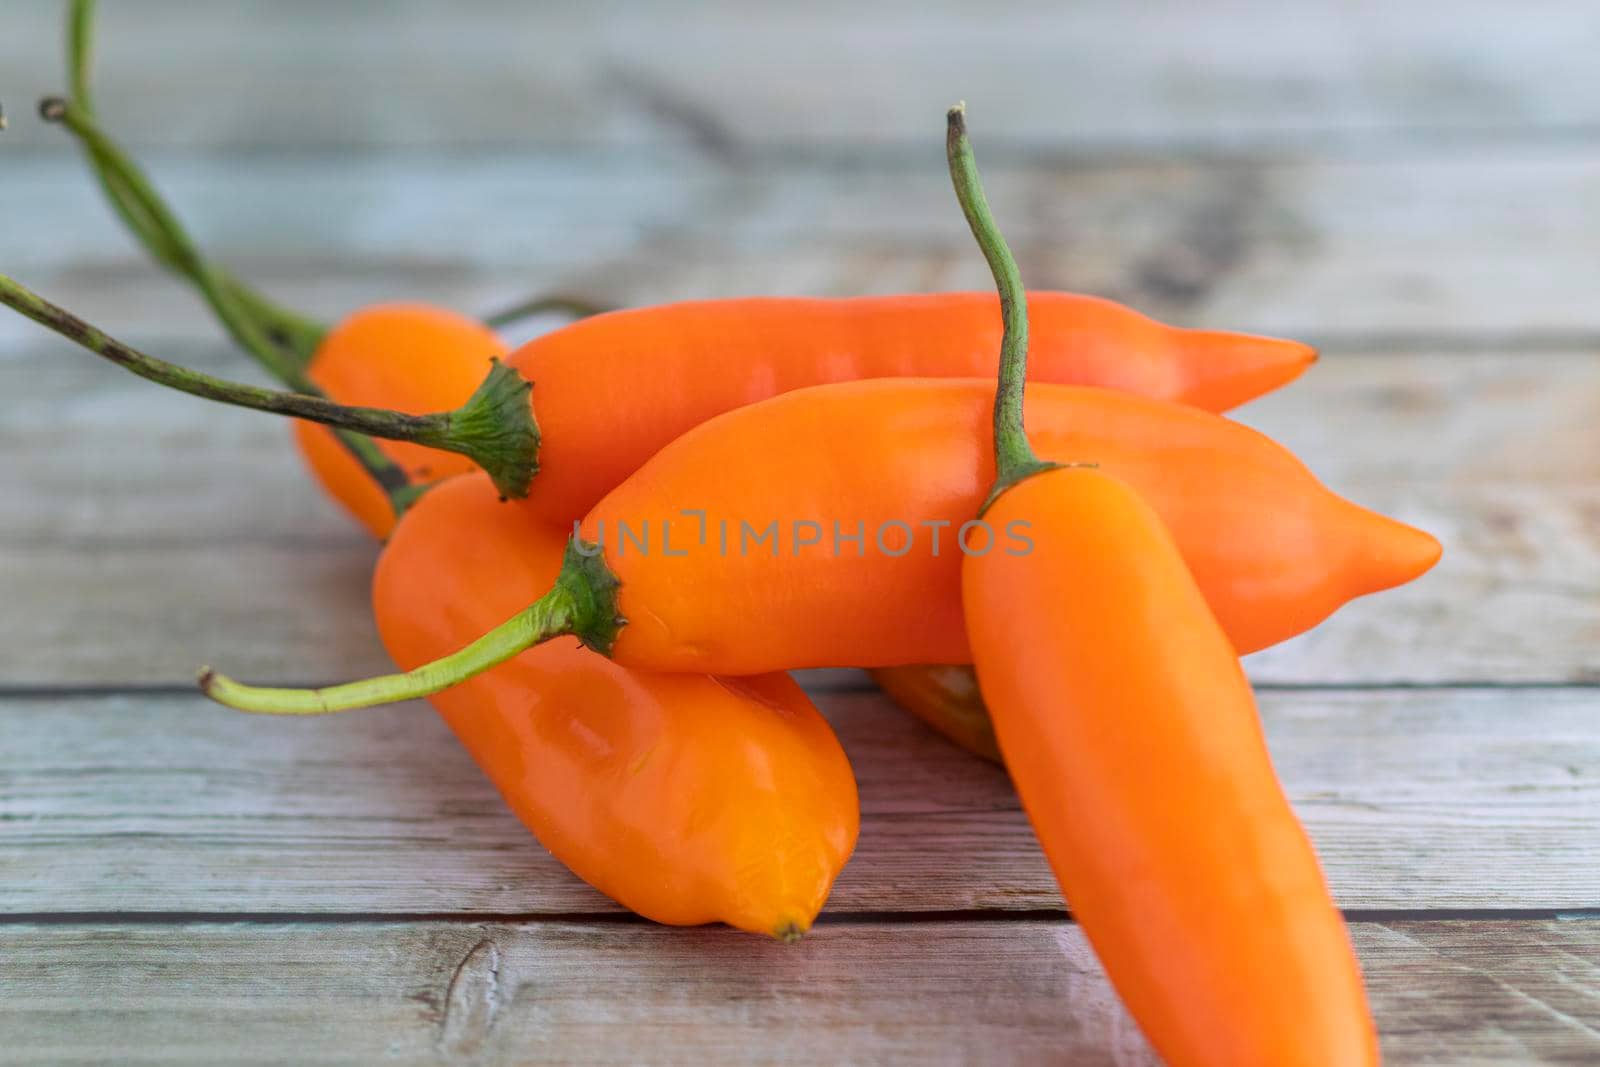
xmin=4 ymin=0 xmax=1600 ymax=155
xmin=2 ymin=344 xmax=1591 ymax=685
xmin=2 ymin=918 xmax=1597 ymax=1065
xmin=2 ymin=6 xmax=1595 ymax=1059
xmin=4 ymin=687 xmax=1596 ymax=915
xmin=7 ymin=147 xmax=1600 ymax=342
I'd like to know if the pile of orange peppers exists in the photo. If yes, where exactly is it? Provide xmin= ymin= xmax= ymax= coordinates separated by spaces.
xmin=7 ymin=6 xmax=1446 ymax=1062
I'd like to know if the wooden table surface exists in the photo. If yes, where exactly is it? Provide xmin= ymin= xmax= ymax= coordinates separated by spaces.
xmin=3 ymin=2 xmax=1598 ymax=1063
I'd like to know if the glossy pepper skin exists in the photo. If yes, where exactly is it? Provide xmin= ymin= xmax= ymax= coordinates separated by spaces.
xmin=577 ymin=377 xmax=1439 ymax=675
xmin=515 ymin=292 xmax=1314 ymax=525
xmin=373 ymin=472 xmax=858 ymax=938
xmin=295 ymin=303 xmax=507 ymax=538
xmin=964 ymin=468 xmax=1378 ymax=1065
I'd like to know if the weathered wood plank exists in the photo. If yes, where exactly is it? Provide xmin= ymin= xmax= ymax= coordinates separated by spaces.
xmin=7 ymin=148 xmax=1600 ymax=340
xmin=3 ymin=688 xmax=1596 ymax=915
xmin=2 ymin=918 xmax=1596 ymax=1064
xmin=4 ymin=0 xmax=1599 ymax=154
xmin=1 ymin=348 xmax=1590 ymax=685
xmin=1241 ymin=351 xmax=1600 ymax=686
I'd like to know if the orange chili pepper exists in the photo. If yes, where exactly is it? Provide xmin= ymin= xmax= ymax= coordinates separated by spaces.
xmin=289 ymin=290 xmax=1310 ymax=534
xmin=293 ymin=304 xmax=506 ymax=538
xmin=971 ymin=470 xmax=1379 ymax=1063
xmin=572 ymin=378 xmax=1437 ymax=675
xmin=511 ymin=292 xmax=1313 ymax=525
xmin=374 ymin=472 xmax=857 ymax=938
xmin=199 ymin=370 xmax=1438 ymax=711
xmin=951 ymin=103 xmax=1378 ymax=1063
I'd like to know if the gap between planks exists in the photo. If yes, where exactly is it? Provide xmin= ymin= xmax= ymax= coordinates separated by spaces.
xmin=4 ymin=918 xmax=1598 ymax=1065
xmin=4 ymin=908 xmax=1600 ymax=928
xmin=0 ymin=680 xmax=1597 ymax=701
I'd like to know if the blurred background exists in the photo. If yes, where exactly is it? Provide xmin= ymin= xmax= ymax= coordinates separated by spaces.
xmin=5 ymin=1 xmax=1596 ymax=338
xmin=0 ymin=1 xmax=1595 ymax=685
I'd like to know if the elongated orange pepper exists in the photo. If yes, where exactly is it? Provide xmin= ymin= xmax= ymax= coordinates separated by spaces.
xmin=511 ymin=292 xmax=1312 ymax=525
xmin=374 ymin=473 xmax=857 ymax=937
xmin=574 ymin=379 xmax=1435 ymax=673
xmin=291 ymin=291 xmax=1310 ymax=538
xmin=200 ymin=370 xmax=1438 ymax=710
xmin=280 ymin=289 xmax=1311 ymax=539
xmin=950 ymin=105 xmax=1378 ymax=1062
xmin=971 ymin=471 xmax=1379 ymax=1063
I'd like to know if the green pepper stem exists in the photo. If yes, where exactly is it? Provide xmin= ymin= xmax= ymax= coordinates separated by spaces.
xmin=203 ymin=585 xmax=578 ymax=714
xmin=41 ymin=97 xmax=306 ymax=386
xmin=67 ymin=0 xmax=93 ymax=110
xmin=0 ymin=274 xmax=541 ymax=498
xmin=200 ymin=538 xmax=626 ymax=714
xmin=54 ymin=3 xmax=423 ymax=515
xmin=482 ymin=293 xmax=616 ymax=330
xmin=945 ymin=104 xmax=1060 ymax=512
xmin=70 ymin=130 xmax=327 ymax=367
xmin=60 ymin=0 xmax=327 ymax=370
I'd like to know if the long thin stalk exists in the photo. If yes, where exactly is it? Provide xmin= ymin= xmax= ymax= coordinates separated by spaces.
xmin=0 ymin=274 xmax=540 ymax=498
xmin=945 ymin=103 xmax=1059 ymax=511
xmin=202 ymin=583 xmax=579 ymax=714
xmin=41 ymin=97 xmax=308 ymax=387
xmin=200 ymin=537 xmax=625 ymax=714
xmin=60 ymin=0 xmax=326 ymax=368
xmin=51 ymin=0 xmax=422 ymax=512
xmin=482 ymin=293 xmax=616 ymax=330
